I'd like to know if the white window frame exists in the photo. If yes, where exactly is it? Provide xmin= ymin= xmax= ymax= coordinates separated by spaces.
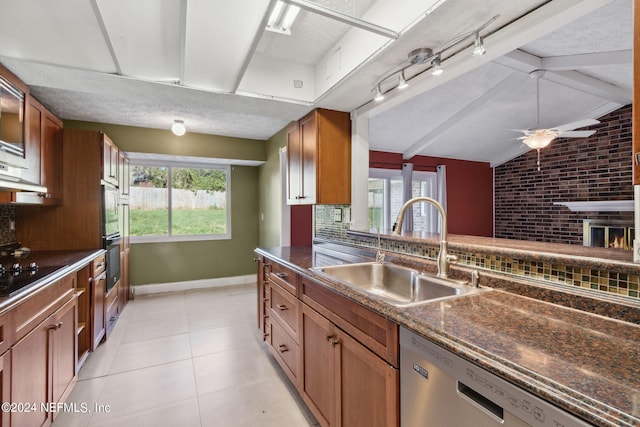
xmin=130 ymin=159 xmax=231 ymax=243
xmin=369 ymin=167 xmax=443 ymax=233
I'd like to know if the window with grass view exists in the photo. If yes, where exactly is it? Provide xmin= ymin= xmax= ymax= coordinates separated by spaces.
xmin=130 ymin=163 xmax=230 ymax=241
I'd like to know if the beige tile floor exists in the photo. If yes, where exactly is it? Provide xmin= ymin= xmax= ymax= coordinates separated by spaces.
xmin=52 ymin=284 xmax=318 ymax=427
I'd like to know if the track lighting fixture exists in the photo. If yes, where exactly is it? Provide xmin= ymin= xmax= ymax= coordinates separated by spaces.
xmin=171 ymin=119 xmax=186 ymax=136
xmin=370 ymin=15 xmax=498 ymax=103
xmin=430 ymin=56 xmax=443 ymax=76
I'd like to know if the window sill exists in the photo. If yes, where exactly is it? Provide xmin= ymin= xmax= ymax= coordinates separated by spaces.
xmin=131 ymin=234 xmax=231 ymax=244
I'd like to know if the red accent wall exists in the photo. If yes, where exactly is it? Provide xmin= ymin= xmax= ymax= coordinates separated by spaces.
xmin=290 ymin=204 xmax=313 ymax=245
xmin=371 ymin=150 xmax=494 ymax=237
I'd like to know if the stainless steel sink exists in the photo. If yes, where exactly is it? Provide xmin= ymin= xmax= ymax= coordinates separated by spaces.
xmin=312 ymin=262 xmax=488 ymax=307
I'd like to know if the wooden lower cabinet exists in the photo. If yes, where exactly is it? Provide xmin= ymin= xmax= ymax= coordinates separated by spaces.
xmin=257 ymin=255 xmax=399 ymax=427
xmin=301 ymin=304 xmax=398 ymax=427
xmin=301 ymin=305 xmax=339 ymax=426
xmin=0 ymin=350 xmax=11 ymax=427
xmin=105 ymin=282 xmax=120 ymax=339
xmin=11 ymin=296 xmax=77 ymax=427
xmin=92 ymin=271 xmax=106 ymax=350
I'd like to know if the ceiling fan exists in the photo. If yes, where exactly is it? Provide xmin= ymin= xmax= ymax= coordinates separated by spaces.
xmin=512 ymin=70 xmax=599 ymax=170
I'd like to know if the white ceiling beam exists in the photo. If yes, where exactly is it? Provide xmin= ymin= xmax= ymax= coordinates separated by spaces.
xmin=356 ymin=0 xmax=616 ymax=119
xmin=541 ymin=50 xmax=632 ymax=70
xmin=178 ymin=0 xmax=188 ymax=85
xmin=232 ymin=0 xmax=279 ymax=93
xmin=403 ymin=72 xmax=527 ymax=159
xmin=544 ymin=70 xmax=631 ymax=104
xmin=90 ymin=0 xmax=122 ymax=75
xmin=496 ymin=49 xmax=630 ymax=104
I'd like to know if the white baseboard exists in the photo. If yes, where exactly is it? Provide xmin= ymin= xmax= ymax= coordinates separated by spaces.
xmin=132 ymin=274 xmax=257 ymax=296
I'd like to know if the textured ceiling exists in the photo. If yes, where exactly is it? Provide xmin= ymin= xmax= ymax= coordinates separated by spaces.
xmin=0 ymin=0 xmax=631 ymax=165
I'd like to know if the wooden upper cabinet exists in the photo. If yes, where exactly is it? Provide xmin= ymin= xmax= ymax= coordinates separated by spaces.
xmin=287 ymin=108 xmax=351 ymax=205
xmin=102 ymin=134 xmax=119 ymax=186
xmin=119 ymin=151 xmax=129 ymax=198
xmin=4 ymin=96 xmax=63 ymax=205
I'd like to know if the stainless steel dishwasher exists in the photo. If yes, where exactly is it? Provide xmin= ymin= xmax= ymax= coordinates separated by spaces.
xmin=400 ymin=327 xmax=591 ymax=427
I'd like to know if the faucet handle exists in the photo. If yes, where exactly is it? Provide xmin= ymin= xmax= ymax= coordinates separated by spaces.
xmin=471 ymin=270 xmax=480 ymax=287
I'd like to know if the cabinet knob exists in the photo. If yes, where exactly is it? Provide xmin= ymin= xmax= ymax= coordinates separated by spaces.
xmin=276 ymin=304 xmax=288 ymax=311
xmin=37 ymin=192 xmax=52 ymax=198
xmin=325 ymin=334 xmax=334 ymax=342
xmin=278 ymin=344 xmax=289 ymax=353
xmin=330 ymin=338 xmax=340 ymax=347
xmin=275 ymin=272 xmax=288 ymax=278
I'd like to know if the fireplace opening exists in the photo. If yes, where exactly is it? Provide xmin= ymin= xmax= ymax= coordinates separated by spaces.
xmin=583 ymin=220 xmax=634 ymax=250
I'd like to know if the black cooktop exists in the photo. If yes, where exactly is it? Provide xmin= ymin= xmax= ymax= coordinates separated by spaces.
xmin=0 ymin=265 xmax=66 ymax=297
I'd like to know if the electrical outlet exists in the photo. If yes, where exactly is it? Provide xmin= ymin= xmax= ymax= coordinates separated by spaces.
xmin=333 ymin=208 xmax=342 ymax=222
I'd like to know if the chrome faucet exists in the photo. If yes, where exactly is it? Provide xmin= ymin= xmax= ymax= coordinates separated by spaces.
xmin=391 ymin=196 xmax=457 ymax=278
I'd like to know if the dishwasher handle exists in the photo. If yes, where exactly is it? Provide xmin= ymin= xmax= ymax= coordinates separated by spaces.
xmin=457 ymin=381 xmax=504 ymax=422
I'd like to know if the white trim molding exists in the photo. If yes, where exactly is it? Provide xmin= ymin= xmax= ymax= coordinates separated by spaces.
xmin=133 ymin=274 xmax=257 ymax=295
xmin=554 ymin=200 xmax=634 ymax=212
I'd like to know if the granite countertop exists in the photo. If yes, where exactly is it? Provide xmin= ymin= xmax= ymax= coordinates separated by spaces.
xmin=256 ymin=245 xmax=640 ymax=427
xmin=0 ymin=249 xmax=105 ymax=313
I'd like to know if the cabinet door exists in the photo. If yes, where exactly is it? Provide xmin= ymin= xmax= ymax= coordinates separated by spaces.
xmin=286 ymin=121 xmax=302 ymax=204
xmin=11 ymin=315 xmax=53 ymax=427
xmin=0 ymin=350 xmax=11 ymax=427
xmin=51 ymin=297 xmax=77 ymax=408
xmin=338 ymin=330 xmax=399 ymax=427
xmin=12 ymin=99 xmax=63 ymax=205
xmin=302 ymin=304 xmax=339 ymax=427
xmin=39 ymin=112 xmax=63 ymax=205
xmin=102 ymin=135 xmax=118 ymax=185
xmin=299 ymin=112 xmax=317 ymax=204
xmin=92 ymin=272 xmax=106 ymax=350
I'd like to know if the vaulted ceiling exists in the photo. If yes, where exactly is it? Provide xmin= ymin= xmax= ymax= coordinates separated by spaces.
xmin=0 ymin=0 xmax=631 ymax=166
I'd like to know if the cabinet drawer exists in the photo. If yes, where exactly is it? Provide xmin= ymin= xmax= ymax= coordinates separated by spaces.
xmin=13 ymin=273 xmax=75 ymax=343
xmin=269 ymin=282 xmax=301 ymax=344
xmin=93 ymin=253 xmax=106 ymax=276
xmin=268 ymin=262 xmax=298 ymax=296
xmin=268 ymin=317 xmax=300 ymax=385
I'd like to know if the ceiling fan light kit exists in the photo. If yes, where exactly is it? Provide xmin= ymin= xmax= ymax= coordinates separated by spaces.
xmin=512 ymin=69 xmax=600 ymax=171
xmin=370 ymin=15 xmax=498 ymax=103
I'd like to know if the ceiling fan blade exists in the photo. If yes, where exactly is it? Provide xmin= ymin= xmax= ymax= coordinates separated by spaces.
xmin=557 ymin=130 xmax=596 ymax=138
xmin=551 ymin=119 xmax=600 ymax=132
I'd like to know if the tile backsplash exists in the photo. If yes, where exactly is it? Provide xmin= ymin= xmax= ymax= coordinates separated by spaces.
xmin=0 ymin=205 xmax=16 ymax=245
xmin=315 ymin=205 xmax=640 ymax=301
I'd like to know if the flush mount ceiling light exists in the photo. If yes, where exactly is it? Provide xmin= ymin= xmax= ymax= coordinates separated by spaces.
xmin=370 ymin=15 xmax=498 ymax=103
xmin=171 ymin=119 xmax=186 ymax=136
xmin=266 ymin=0 xmax=301 ymax=35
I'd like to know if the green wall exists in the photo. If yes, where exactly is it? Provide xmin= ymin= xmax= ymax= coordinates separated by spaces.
xmin=258 ymin=126 xmax=289 ymax=248
xmin=64 ymin=121 xmax=265 ymax=285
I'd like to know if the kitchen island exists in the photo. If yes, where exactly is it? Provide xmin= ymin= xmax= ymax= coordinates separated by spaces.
xmin=255 ymin=241 xmax=640 ymax=427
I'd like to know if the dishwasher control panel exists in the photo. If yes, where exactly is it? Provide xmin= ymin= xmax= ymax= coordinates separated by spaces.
xmin=400 ymin=327 xmax=591 ymax=427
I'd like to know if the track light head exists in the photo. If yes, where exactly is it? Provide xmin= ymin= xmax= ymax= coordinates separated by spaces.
xmin=431 ymin=56 xmax=443 ymax=76
xmin=374 ymin=85 xmax=385 ymax=102
xmin=472 ymin=32 xmax=486 ymax=56
xmin=397 ymin=71 xmax=408 ymax=89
